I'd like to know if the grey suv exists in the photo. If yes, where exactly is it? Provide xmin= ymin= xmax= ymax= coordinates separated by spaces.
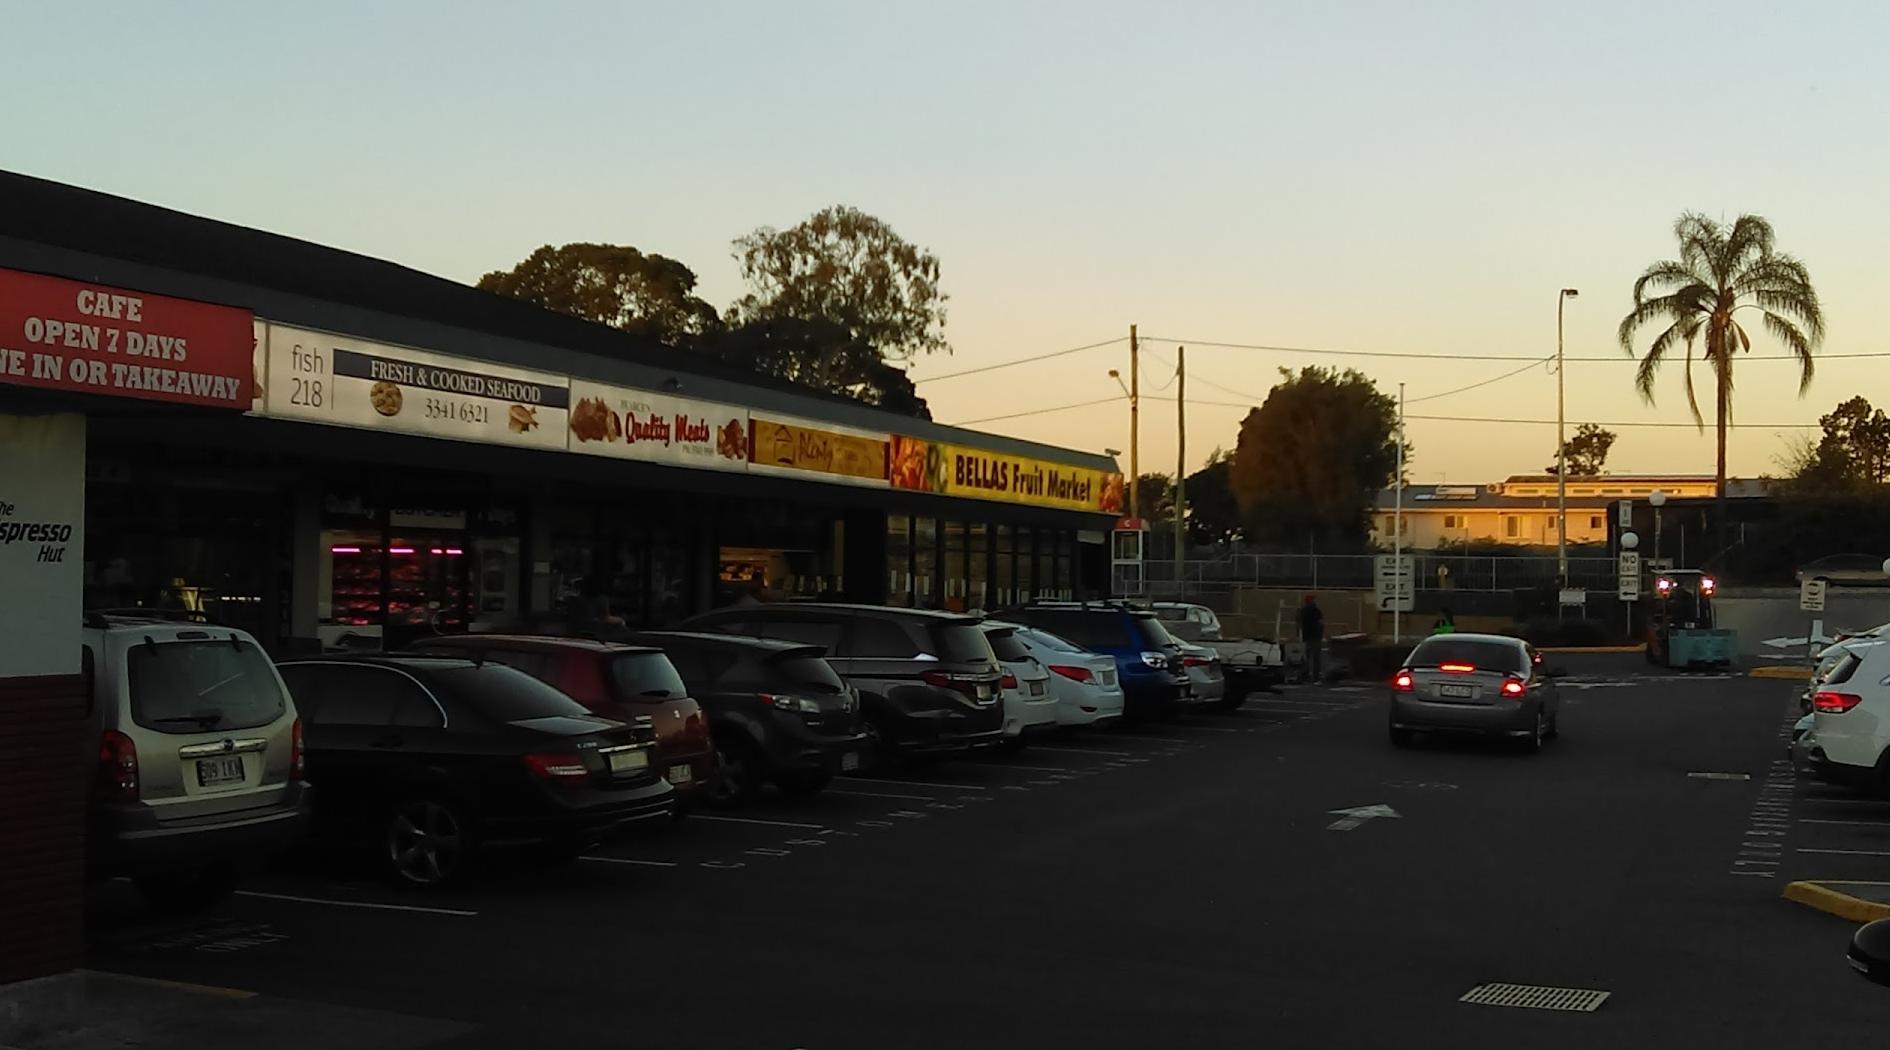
xmin=683 ymin=604 xmax=1004 ymax=760
xmin=84 ymin=614 xmax=310 ymax=910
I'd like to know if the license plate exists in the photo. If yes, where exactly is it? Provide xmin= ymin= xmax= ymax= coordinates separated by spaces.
xmin=196 ymin=755 xmax=244 ymax=787
xmin=607 ymin=749 xmax=649 ymax=774
xmin=666 ymin=763 xmax=692 ymax=784
xmin=1028 ymin=680 xmax=1046 ymax=697
xmin=840 ymin=751 xmax=861 ymax=771
xmin=1438 ymin=683 xmax=1475 ymax=699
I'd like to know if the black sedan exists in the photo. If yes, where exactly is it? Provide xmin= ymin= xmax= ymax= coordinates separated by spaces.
xmin=632 ymin=631 xmax=865 ymax=802
xmin=276 ymin=656 xmax=674 ymax=886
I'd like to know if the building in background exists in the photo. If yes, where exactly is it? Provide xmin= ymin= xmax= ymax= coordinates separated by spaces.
xmin=1371 ymin=475 xmax=1768 ymax=549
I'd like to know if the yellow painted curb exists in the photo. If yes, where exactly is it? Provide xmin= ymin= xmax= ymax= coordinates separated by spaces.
xmin=1751 ymin=665 xmax=1813 ymax=680
xmin=1538 ymin=644 xmax=1647 ymax=654
xmin=1782 ymin=881 xmax=1890 ymax=923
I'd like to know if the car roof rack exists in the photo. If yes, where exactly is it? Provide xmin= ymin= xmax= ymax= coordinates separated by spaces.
xmin=85 ymin=607 xmax=215 ymax=626
xmin=1012 ymin=598 xmax=1152 ymax=612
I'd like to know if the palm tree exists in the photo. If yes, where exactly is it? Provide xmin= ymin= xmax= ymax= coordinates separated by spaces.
xmin=1618 ymin=212 xmax=1824 ymax=562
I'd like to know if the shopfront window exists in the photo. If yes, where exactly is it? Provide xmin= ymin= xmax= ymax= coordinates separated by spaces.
xmin=1055 ymin=530 xmax=1072 ymax=598
xmin=914 ymin=516 xmax=938 ymax=609
xmin=714 ymin=498 xmax=842 ymax=607
xmin=887 ymin=514 xmax=912 ymax=607
xmin=943 ymin=520 xmax=967 ymax=612
xmin=968 ymin=523 xmax=989 ymax=611
xmin=994 ymin=524 xmax=1014 ymax=607
xmin=1015 ymin=526 xmax=1034 ymax=602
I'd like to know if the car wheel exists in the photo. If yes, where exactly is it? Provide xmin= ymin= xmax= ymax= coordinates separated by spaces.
xmin=705 ymin=738 xmax=762 ymax=805
xmin=1389 ymin=726 xmax=1414 ymax=748
xmin=776 ymin=769 xmax=832 ymax=796
xmin=383 ymin=796 xmax=472 ymax=888
xmin=134 ymin=863 xmax=238 ymax=914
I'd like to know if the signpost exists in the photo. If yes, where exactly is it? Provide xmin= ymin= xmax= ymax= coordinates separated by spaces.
xmin=1617 ymin=551 xmax=1641 ymax=601
xmin=1801 ymin=576 xmax=1829 ymax=666
xmin=1374 ymin=554 xmax=1415 ymax=616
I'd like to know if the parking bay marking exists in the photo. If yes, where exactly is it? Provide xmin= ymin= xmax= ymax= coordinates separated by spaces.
xmin=582 ymin=856 xmax=680 ymax=868
xmin=1798 ymin=818 xmax=1890 ymax=827
xmin=691 ymin=815 xmax=828 ymax=829
xmin=829 ymin=789 xmax=938 ymax=801
xmin=1032 ymin=745 xmax=1134 ymax=757
xmin=839 ymin=776 xmax=987 ymax=791
xmin=1798 ymin=847 xmax=1890 ymax=857
xmin=232 ymin=891 xmax=476 ymax=917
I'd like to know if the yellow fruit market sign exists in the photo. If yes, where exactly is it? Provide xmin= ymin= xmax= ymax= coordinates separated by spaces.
xmin=890 ymin=435 xmax=1124 ymax=514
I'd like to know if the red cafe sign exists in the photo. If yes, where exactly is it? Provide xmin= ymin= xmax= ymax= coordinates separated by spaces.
xmin=0 ymin=267 xmax=252 ymax=408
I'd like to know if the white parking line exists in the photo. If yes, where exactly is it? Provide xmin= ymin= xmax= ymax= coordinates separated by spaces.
xmin=1796 ymin=847 xmax=1890 ymax=856
xmin=1033 ymin=745 xmax=1133 ymax=757
xmin=581 ymin=856 xmax=679 ymax=868
xmin=979 ymin=763 xmax=1073 ymax=772
xmin=828 ymin=789 xmax=938 ymax=800
xmin=1799 ymin=818 xmax=1890 ymax=827
xmin=839 ymin=776 xmax=987 ymax=791
xmin=233 ymin=890 xmax=476 ymax=917
xmin=691 ymin=815 xmax=828 ymax=829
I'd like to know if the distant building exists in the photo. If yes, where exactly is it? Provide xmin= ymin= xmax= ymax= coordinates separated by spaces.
xmin=1370 ymin=475 xmax=1769 ymax=549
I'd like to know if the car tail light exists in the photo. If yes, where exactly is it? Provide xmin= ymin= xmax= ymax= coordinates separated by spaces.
xmin=922 ymin=671 xmax=990 ymax=700
xmin=1001 ymin=672 xmax=1019 ymax=691
xmin=1814 ymin=691 xmax=1863 ymax=713
xmin=1439 ymin=663 xmax=1476 ymax=674
xmin=97 ymin=730 xmax=139 ymax=802
xmin=1392 ymin=670 xmax=1415 ymax=693
xmin=1500 ymin=678 xmax=1526 ymax=699
xmin=1182 ymin=655 xmax=1209 ymax=668
xmin=759 ymin=693 xmax=821 ymax=714
xmin=290 ymin=718 xmax=305 ymax=780
xmin=1049 ymin=664 xmax=1095 ymax=684
xmin=523 ymin=753 xmax=590 ymax=783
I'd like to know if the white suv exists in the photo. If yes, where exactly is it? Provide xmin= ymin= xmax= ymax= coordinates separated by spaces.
xmin=1808 ymin=638 xmax=1890 ymax=794
xmin=84 ymin=614 xmax=310 ymax=910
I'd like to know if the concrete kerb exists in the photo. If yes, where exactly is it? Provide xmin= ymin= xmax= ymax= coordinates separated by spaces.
xmin=1783 ymin=881 xmax=1890 ymax=923
xmin=1538 ymin=644 xmax=1647 ymax=654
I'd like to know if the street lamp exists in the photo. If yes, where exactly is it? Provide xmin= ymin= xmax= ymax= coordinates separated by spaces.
xmin=1620 ymin=531 xmax=1639 ymax=550
xmin=1649 ymin=489 xmax=1667 ymax=566
xmin=1556 ymin=287 xmax=1580 ymax=587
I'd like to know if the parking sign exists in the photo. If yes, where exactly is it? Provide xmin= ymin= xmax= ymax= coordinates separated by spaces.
xmin=1801 ymin=577 xmax=1827 ymax=612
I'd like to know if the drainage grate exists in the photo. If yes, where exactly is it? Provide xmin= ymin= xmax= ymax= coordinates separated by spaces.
xmin=1460 ymin=983 xmax=1610 ymax=1012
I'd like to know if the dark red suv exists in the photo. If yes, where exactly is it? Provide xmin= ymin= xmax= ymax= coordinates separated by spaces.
xmin=408 ymin=635 xmax=713 ymax=804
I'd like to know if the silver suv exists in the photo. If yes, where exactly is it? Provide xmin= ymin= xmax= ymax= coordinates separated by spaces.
xmin=84 ymin=614 xmax=310 ymax=910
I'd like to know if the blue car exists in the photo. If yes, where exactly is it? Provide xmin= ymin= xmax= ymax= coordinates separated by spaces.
xmin=995 ymin=602 xmax=1192 ymax=719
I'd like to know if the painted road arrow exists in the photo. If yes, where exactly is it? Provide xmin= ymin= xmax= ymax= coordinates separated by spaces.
xmin=1326 ymin=804 xmax=1402 ymax=831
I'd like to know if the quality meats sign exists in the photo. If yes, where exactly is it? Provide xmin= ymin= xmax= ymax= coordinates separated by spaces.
xmin=566 ymin=380 xmax=750 ymax=471
xmin=0 ymin=268 xmax=253 ymax=408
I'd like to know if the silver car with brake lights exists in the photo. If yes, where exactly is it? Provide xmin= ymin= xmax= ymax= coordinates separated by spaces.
xmin=1388 ymin=633 xmax=1560 ymax=752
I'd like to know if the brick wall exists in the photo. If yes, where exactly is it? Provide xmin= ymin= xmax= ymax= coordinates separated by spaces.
xmin=0 ymin=674 xmax=88 ymax=985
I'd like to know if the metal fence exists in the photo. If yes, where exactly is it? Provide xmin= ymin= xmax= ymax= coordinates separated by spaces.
xmin=1138 ymin=552 xmax=1618 ymax=594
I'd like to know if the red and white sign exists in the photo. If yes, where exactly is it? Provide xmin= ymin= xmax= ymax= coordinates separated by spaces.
xmin=0 ymin=267 xmax=253 ymax=408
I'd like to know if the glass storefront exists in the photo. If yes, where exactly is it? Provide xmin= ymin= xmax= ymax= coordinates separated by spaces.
xmin=887 ymin=514 xmax=912 ymax=606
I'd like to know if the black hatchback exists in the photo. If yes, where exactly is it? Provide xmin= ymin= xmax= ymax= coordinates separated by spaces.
xmin=632 ymin=631 xmax=866 ymax=802
xmin=276 ymin=656 xmax=674 ymax=887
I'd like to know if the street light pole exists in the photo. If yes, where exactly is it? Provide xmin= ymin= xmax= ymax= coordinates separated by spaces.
xmin=1556 ymin=288 xmax=1579 ymax=586
xmin=1650 ymin=489 xmax=1667 ymax=567
xmin=1394 ymin=382 xmax=1405 ymax=645
xmin=1129 ymin=324 xmax=1140 ymax=521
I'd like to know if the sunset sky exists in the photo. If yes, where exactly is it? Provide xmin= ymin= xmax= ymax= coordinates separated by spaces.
xmin=5 ymin=0 xmax=1885 ymax=482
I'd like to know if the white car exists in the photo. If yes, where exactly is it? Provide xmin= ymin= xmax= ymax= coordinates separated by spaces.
xmin=1808 ymin=638 xmax=1890 ymax=793
xmin=984 ymin=624 xmax=1059 ymax=743
xmin=1176 ymin=642 xmax=1226 ymax=707
xmin=997 ymin=622 xmax=1126 ymax=727
xmin=1152 ymin=602 xmax=1224 ymax=642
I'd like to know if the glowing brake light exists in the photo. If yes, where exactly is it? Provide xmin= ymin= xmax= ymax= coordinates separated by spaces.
xmin=523 ymin=753 xmax=590 ymax=782
xmin=1391 ymin=670 xmax=1415 ymax=692
xmin=1439 ymin=663 xmax=1476 ymax=674
xmin=1699 ymin=577 xmax=1717 ymax=596
xmin=1500 ymin=678 xmax=1526 ymax=698
xmin=1814 ymin=690 xmax=1863 ymax=713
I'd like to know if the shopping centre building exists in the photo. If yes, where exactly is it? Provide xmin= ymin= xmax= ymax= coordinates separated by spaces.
xmin=0 ymin=170 xmax=1123 ymax=983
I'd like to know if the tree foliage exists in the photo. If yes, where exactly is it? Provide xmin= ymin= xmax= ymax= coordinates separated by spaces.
xmin=1618 ymin=212 xmax=1823 ymax=549
xmin=475 ymin=243 xmax=720 ymax=347
xmin=1185 ymin=449 xmax=1242 ymax=545
xmin=692 ymin=315 xmax=930 ymax=418
xmin=1229 ymin=367 xmax=1403 ymax=548
xmin=728 ymin=205 xmax=949 ymax=363
xmin=1789 ymin=395 xmax=1890 ymax=489
xmin=1546 ymin=423 xmax=1617 ymax=476
xmin=1133 ymin=472 xmax=1175 ymax=522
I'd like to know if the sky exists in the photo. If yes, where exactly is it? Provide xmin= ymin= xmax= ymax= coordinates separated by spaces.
xmin=5 ymin=0 xmax=1888 ymax=483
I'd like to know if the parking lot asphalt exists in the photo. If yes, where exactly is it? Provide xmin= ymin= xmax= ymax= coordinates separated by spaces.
xmin=81 ymin=655 xmax=1889 ymax=1049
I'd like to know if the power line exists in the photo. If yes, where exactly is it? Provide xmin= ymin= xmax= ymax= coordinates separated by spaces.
xmin=1139 ymin=335 xmax=1890 ymax=364
xmin=911 ymin=336 xmax=1126 ymax=384
xmin=950 ymin=395 xmax=1123 ymax=426
xmin=1403 ymin=358 xmax=1552 ymax=405
xmin=1143 ymin=350 xmax=1180 ymax=393
xmin=1144 ymin=395 xmax=1822 ymax=429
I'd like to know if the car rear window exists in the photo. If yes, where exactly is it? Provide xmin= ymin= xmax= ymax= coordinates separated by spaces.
xmin=1020 ymin=628 xmax=1084 ymax=654
xmin=929 ymin=621 xmax=997 ymax=664
xmin=1405 ymin=639 xmax=1526 ymax=673
xmin=985 ymin=629 xmax=1031 ymax=662
xmin=128 ymin=638 xmax=287 ymax=734
xmin=765 ymin=654 xmax=847 ymax=695
xmin=1129 ymin=614 xmax=1177 ymax=647
xmin=428 ymin=664 xmax=598 ymax=722
xmin=607 ymin=652 xmax=689 ymax=701
xmin=1026 ymin=611 xmax=1131 ymax=649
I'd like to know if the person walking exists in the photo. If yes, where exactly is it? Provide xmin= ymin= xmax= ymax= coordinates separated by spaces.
xmin=1297 ymin=594 xmax=1325 ymax=682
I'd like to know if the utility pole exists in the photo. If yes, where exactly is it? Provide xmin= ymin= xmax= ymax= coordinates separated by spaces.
xmin=1129 ymin=324 xmax=1140 ymax=521
xmin=1394 ymin=382 xmax=1405 ymax=645
xmin=1556 ymin=288 xmax=1579 ymax=586
xmin=1174 ymin=346 xmax=1186 ymax=589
